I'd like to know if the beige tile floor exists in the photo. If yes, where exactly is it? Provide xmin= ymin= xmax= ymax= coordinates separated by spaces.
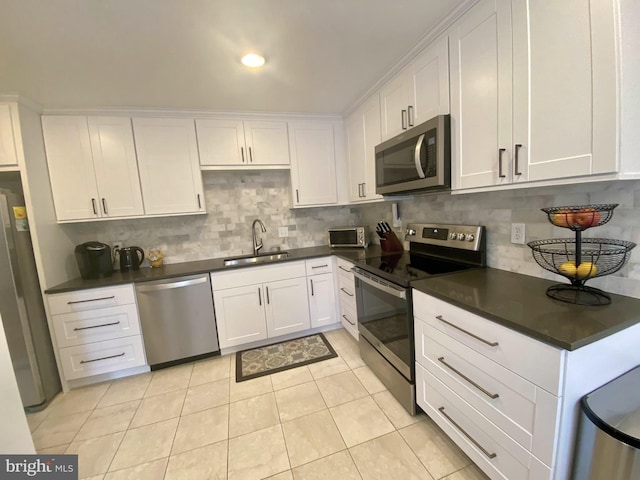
xmin=27 ymin=328 xmax=490 ymax=480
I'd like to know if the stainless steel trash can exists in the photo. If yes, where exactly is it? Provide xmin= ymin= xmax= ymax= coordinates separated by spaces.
xmin=572 ymin=365 xmax=640 ymax=479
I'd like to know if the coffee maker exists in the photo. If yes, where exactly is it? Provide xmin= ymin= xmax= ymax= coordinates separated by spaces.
xmin=75 ymin=241 xmax=113 ymax=279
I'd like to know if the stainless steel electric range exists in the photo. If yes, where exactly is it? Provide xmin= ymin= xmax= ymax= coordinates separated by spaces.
xmin=352 ymin=223 xmax=486 ymax=415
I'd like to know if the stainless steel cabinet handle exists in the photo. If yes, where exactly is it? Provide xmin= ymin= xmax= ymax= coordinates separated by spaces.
xmin=514 ymin=144 xmax=522 ymax=176
xmin=296 ymin=189 xmax=300 ymax=203
xmin=266 ymin=286 xmax=270 ymax=304
xmin=101 ymin=198 xmax=108 ymax=215
xmin=80 ymin=352 xmax=126 ymax=364
xmin=136 ymin=276 xmax=208 ymax=292
xmin=498 ymin=148 xmax=506 ymax=178
xmin=407 ymin=105 xmax=414 ymax=127
xmin=342 ymin=314 xmax=355 ymax=326
xmin=438 ymin=357 xmax=499 ymax=399
xmin=439 ymin=407 xmax=497 ymax=459
xmin=249 ymin=146 xmax=253 ymax=163
xmin=340 ymin=287 xmax=354 ymax=297
xmin=401 ymin=109 xmax=408 ymax=130
xmin=73 ymin=321 xmax=121 ymax=332
xmin=310 ymin=279 xmax=314 ymax=296
xmin=68 ymin=295 xmax=115 ymax=305
xmin=361 ymin=183 xmax=366 ymax=197
xmin=312 ymin=264 xmax=328 ymax=269
xmin=197 ymin=194 xmax=202 ymax=209
xmin=414 ymin=134 xmax=427 ymax=178
xmin=338 ymin=266 xmax=351 ymax=273
xmin=435 ymin=315 xmax=499 ymax=347
xmin=241 ymin=146 xmax=245 ymax=163
xmin=258 ymin=287 xmax=262 ymax=306
xmin=358 ymin=183 xmax=363 ymax=198
xmin=91 ymin=198 xmax=98 ymax=215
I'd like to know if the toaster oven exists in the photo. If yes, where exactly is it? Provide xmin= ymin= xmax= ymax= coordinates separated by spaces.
xmin=328 ymin=227 xmax=368 ymax=248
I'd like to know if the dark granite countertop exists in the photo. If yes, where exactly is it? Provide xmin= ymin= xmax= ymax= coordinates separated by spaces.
xmin=45 ymin=245 xmax=384 ymax=294
xmin=411 ymin=268 xmax=640 ymax=351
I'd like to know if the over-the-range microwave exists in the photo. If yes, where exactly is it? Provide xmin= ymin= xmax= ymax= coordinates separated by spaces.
xmin=375 ymin=114 xmax=451 ymax=195
xmin=328 ymin=227 xmax=368 ymax=248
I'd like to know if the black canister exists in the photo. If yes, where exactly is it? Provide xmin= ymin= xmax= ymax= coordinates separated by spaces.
xmin=74 ymin=241 xmax=113 ymax=279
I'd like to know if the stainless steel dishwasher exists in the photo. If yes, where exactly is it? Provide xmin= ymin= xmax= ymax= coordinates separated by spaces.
xmin=135 ymin=274 xmax=219 ymax=368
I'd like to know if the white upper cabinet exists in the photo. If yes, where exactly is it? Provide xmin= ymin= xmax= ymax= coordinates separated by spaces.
xmin=132 ymin=117 xmax=205 ymax=215
xmin=346 ymin=95 xmax=382 ymax=202
xmin=0 ymin=104 xmax=18 ymax=167
xmin=196 ymin=118 xmax=289 ymax=167
xmin=380 ymin=36 xmax=450 ymax=141
xmin=289 ymin=120 xmax=339 ymax=207
xmin=42 ymin=115 xmax=144 ymax=221
xmin=452 ymin=0 xmax=617 ymax=190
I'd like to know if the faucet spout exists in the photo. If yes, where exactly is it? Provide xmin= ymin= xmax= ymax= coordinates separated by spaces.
xmin=252 ymin=219 xmax=267 ymax=256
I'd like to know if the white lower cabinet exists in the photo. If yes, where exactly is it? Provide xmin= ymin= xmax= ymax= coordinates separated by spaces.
xmin=211 ymin=261 xmax=310 ymax=349
xmin=336 ymin=257 xmax=358 ymax=340
xmin=306 ymin=257 xmax=338 ymax=328
xmin=47 ymin=284 xmax=146 ymax=381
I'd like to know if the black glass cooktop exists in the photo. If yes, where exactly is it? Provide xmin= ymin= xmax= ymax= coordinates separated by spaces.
xmin=356 ymin=252 xmax=475 ymax=287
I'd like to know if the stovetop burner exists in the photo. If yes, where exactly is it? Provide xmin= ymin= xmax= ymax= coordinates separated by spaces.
xmin=354 ymin=223 xmax=486 ymax=287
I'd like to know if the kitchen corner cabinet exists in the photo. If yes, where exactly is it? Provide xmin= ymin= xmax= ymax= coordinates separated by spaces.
xmin=451 ymin=0 xmax=617 ymax=191
xmin=346 ymin=95 xmax=383 ymax=202
xmin=0 ymin=104 xmax=19 ymax=167
xmin=132 ymin=118 xmax=205 ymax=215
xmin=211 ymin=261 xmax=310 ymax=349
xmin=196 ymin=118 xmax=290 ymax=167
xmin=288 ymin=120 xmax=339 ymax=207
xmin=380 ymin=36 xmax=450 ymax=141
xmin=42 ymin=116 xmax=144 ymax=221
xmin=306 ymin=258 xmax=338 ymax=328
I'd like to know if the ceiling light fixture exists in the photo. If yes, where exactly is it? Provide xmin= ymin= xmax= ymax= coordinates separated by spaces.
xmin=241 ymin=53 xmax=265 ymax=68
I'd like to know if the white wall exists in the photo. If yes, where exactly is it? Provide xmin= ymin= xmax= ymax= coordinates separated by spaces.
xmin=0 ymin=313 xmax=35 ymax=453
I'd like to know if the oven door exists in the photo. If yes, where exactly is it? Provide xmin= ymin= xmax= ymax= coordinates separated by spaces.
xmin=353 ymin=268 xmax=414 ymax=381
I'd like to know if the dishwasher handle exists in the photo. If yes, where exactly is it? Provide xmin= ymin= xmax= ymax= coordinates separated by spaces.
xmin=136 ymin=276 xmax=209 ymax=292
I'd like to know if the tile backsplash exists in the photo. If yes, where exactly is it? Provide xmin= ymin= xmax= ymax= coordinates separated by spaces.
xmin=63 ymin=174 xmax=640 ymax=299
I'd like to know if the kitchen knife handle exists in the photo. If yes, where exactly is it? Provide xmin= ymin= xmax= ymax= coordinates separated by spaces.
xmin=241 ymin=147 xmax=245 ymax=163
xmin=514 ymin=144 xmax=522 ymax=176
xmin=407 ymin=105 xmax=414 ymax=127
xmin=91 ymin=198 xmax=98 ymax=215
xmin=498 ymin=148 xmax=506 ymax=178
xmin=401 ymin=110 xmax=408 ymax=130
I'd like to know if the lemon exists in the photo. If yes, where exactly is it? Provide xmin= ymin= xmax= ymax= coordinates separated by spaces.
xmin=559 ymin=261 xmax=577 ymax=278
xmin=576 ymin=262 xmax=597 ymax=279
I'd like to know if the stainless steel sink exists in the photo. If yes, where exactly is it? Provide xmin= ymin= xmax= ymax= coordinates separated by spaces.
xmin=223 ymin=252 xmax=289 ymax=267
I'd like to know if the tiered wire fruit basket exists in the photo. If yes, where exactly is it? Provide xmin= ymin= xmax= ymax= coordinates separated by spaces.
xmin=527 ymin=204 xmax=636 ymax=306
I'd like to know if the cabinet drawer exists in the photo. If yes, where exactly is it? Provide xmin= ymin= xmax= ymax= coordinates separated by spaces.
xmin=59 ymin=335 xmax=146 ymax=380
xmin=52 ymin=304 xmax=141 ymax=348
xmin=413 ymin=291 xmax=563 ymax=395
xmin=416 ymin=319 xmax=559 ymax=465
xmin=305 ymin=257 xmax=334 ymax=275
xmin=338 ymin=274 xmax=356 ymax=307
xmin=416 ymin=364 xmax=552 ymax=480
xmin=48 ymin=284 xmax=136 ymax=315
xmin=211 ymin=261 xmax=306 ymax=290
xmin=339 ymin=302 xmax=358 ymax=340
xmin=336 ymin=258 xmax=355 ymax=278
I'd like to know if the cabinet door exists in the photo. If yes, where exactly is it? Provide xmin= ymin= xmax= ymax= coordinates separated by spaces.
xmin=410 ymin=36 xmax=451 ymax=125
xmin=289 ymin=121 xmax=338 ymax=206
xmin=264 ymin=278 xmax=310 ymax=338
xmin=380 ymin=73 xmax=411 ymax=140
xmin=133 ymin=118 xmax=205 ymax=215
xmin=244 ymin=120 xmax=290 ymax=165
xmin=308 ymin=273 xmax=337 ymax=328
xmin=451 ymin=0 xmax=512 ymax=190
xmin=88 ymin=117 xmax=144 ymax=218
xmin=196 ymin=119 xmax=245 ymax=165
xmin=213 ymin=285 xmax=267 ymax=349
xmin=0 ymin=104 xmax=18 ymax=167
xmin=362 ymin=96 xmax=382 ymax=200
xmin=513 ymin=0 xmax=609 ymax=181
xmin=42 ymin=116 xmax=101 ymax=221
xmin=345 ymin=111 xmax=366 ymax=202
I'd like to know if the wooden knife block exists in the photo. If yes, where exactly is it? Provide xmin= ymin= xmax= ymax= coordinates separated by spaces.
xmin=380 ymin=230 xmax=404 ymax=252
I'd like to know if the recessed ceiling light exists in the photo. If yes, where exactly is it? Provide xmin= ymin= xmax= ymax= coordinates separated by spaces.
xmin=241 ymin=53 xmax=265 ymax=68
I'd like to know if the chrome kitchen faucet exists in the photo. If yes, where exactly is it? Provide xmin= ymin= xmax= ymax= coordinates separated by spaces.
xmin=252 ymin=219 xmax=267 ymax=256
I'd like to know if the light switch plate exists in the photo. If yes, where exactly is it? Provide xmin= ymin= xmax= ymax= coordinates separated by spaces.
xmin=511 ymin=223 xmax=525 ymax=244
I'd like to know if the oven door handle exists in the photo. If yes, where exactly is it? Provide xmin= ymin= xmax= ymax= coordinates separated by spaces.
xmin=414 ymin=133 xmax=426 ymax=179
xmin=352 ymin=270 xmax=406 ymax=299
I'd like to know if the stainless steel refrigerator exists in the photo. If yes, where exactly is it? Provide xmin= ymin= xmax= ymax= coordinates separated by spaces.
xmin=0 ymin=190 xmax=60 ymax=410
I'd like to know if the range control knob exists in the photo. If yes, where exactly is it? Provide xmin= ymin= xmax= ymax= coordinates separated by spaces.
xmin=465 ymin=233 xmax=475 ymax=242
xmin=457 ymin=233 xmax=465 ymax=241
xmin=449 ymin=232 xmax=457 ymax=240
xmin=406 ymin=228 xmax=416 ymax=236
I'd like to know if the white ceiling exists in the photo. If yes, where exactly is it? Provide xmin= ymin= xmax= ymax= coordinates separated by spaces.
xmin=0 ymin=0 xmax=465 ymax=114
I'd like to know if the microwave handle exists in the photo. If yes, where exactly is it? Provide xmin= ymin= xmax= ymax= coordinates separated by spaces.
xmin=414 ymin=134 xmax=426 ymax=178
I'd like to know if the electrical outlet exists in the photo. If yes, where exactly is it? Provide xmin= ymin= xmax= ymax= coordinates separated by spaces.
xmin=511 ymin=223 xmax=526 ymax=244
xmin=278 ymin=227 xmax=289 ymax=238
xmin=111 ymin=240 xmax=124 ymax=252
